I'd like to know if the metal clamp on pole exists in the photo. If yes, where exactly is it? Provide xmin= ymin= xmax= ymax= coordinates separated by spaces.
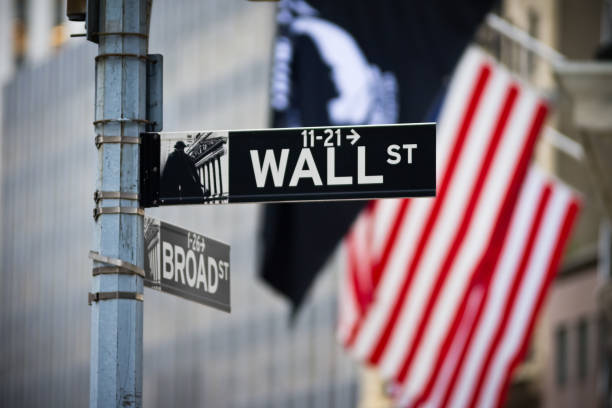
xmin=93 ymin=266 xmax=146 ymax=277
xmin=94 ymin=32 xmax=149 ymax=39
xmin=95 ymin=53 xmax=152 ymax=62
xmin=94 ymin=118 xmax=149 ymax=125
xmin=93 ymin=206 xmax=144 ymax=220
xmin=88 ymin=291 xmax=144 ymax=306
xmin=94 ymin=190 xmax=139 ymax=203
xmin=89 ymin=251 xmax=146 ymax=278
xmin=94 ymin=135 xmax=141 ymax=149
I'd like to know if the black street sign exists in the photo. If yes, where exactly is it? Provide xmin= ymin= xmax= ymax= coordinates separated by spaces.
xmin=144 ymin=217 xmax=231 ymax=312
xmin=140 ymin=123 xmax=435 ymax=206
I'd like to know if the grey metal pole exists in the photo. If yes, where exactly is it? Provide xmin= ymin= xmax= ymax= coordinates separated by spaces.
xmin=90 ymin=0 xmax=149 ymax=406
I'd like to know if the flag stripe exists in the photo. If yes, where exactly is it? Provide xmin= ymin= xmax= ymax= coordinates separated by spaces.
xmin=468 ymin=185 xmax=575 ymax=407
xmin=441 ymin=168 xmax=550 ymax=408
xmin=421 ymin=98 xmax=549 ymax=399
xmin=409 ymin=159 xmax=551 ymax=408
xmin=344 ymin=199 xmax=411 ymax=347
xmin=476 ymin=191 xmax=572 ymax=406
xmin=372 ymin=199 xmax=411 ymax=287
xmin=339 ymin=211 xmax=370 ymax=343
xmin=377 ymin=62 xmax=518 ymax=379
xmin=436 ymin=183 xmax=552 ymax=408
xmin=367 ymin=62 xmax=493 ymax=365
xmin=371 ymin=199 xmax=404 ymax=262
xmin=350 ymin=50 xmax=490 ymax=361
xmin=340 ymin=46 xmax=581 ymax=408
xmin=492 ymin=200 xmax=579 ymax=408
xmin=392 ymin=84 xmax=545 ymax=401
xmin=395 ymin=84 xmax=520 ymax=383
xmin=339 ymin=200 xmax=382 ymax=345
xmin=348 ymin=227 xmax=367 ymax=315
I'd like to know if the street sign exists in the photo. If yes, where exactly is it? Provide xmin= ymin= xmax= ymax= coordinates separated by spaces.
xmin=144 ymin=217 xmax=231 ymax=312
xmin=140 ymin=123 xmax=435 ymax=206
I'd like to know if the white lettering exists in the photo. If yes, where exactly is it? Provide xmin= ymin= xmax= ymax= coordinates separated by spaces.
xmin=387 ymin=144 xmax=401 ymax=165
xmin=289 ymin=148 xmax=322 ymax=186
xmin=250 ymin=149 xmax=290 ymax=188
xmin=219 ymin=261 xmax=230 ymax=280
xmin=174 ymin=245 xmax=186 ymax=284
xmin=403 ymin=144 xmax=417 ymax=164
xmin=326 ymin=148 xmax=353 ymax=185
xmin=357 ymin=146 xmax=383 ymax=184
xmin=208 ymin=257 xmax=219 ymax=294
xmin=185 ymin=250 xmax=198 ymax=287
xmin=162 ymin=242 xmax=173 ymax=280
xmin=196 ymin=253 xmax=208 ymax=291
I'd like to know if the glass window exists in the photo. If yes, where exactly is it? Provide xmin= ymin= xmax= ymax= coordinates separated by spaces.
xmin=556 ymin=325 xmax=568 ymax=387
xmin=577 ymin=318 xmax=588 ymax=381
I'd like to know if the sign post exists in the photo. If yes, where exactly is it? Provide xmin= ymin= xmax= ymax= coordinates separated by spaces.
xmin=89 ymin=1 xmax=148 ymax=407
xmin=141 ymin=123 xmax=436 ymax=206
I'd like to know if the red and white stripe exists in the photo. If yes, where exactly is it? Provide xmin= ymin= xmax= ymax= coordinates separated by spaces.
xmin=338 ymin=46 xmax=581 ymax=407
xmin=338 ymin=202 xmax=375 ymax=344
xmin=397 ymin=167 xmax=580 ymax=407
xmin=339 ymin=199 xmax=401 ymax=345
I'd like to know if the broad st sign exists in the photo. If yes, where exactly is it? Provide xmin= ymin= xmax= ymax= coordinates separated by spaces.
xmin=140 ymin=123 xmax=435 ymax=206
xmin=144 ymin=217 xmax=230 ymax=312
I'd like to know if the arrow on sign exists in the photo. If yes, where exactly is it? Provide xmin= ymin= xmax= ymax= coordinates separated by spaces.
xmin=347 ymin=129 xmax=361 ymax=145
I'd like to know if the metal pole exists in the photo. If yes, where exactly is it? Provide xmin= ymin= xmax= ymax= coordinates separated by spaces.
xmin=90 ymin=0 xmax=149 ymax=406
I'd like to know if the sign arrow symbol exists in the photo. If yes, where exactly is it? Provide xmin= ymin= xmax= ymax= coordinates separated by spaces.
xmin=347 ymin=129 xmax=361 ymax=145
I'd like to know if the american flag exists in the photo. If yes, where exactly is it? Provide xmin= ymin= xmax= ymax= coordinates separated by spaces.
xmin=338 ymin=47 xmax=581 ymax=407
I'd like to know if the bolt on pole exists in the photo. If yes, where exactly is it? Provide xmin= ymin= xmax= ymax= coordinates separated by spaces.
xmin=90 ymin=0 xmax=150 ymax=406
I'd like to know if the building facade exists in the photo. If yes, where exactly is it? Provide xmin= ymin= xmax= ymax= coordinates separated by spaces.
xmin=490 ymin=1 xmax=611 ymax=407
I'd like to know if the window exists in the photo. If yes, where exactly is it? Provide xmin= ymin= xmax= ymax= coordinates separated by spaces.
xmin=556 ymin=325 xmax=568 ymax=387
xmin=577 ymin=318 xmax=588 ymax=381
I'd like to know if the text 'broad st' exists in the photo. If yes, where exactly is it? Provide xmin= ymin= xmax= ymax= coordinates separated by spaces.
xmin=144 ymin=217 xmax=231 ymax=312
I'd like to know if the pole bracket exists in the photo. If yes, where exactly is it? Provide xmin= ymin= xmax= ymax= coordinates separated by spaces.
xmin=93 ymin=206 xmax=144 ymax=219
xmin=140 ymin=133 xmax=161 ymax=207
xmin=89 ymin=251 xmax=145 ymax=277
xmin=93 ymin=118 xmax=149 ymax=126
xmin=95 ymin=135 xmax=141 ymax=149
xmin=88 ymin=291 xmax=144 ymax=305
xmin=94 ymin=32 xmax=149 ymax=39
xmin=92 ymin=265 xmax=145 ymax=278
xmin=94 ymin=190 xmax=139 ymax=203
xmin=95 ymin=53 xmax=152 ymax=62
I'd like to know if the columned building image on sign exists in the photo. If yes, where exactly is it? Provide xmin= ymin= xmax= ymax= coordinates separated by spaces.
xmin=1 ymin=0 xmax=612 ymax=407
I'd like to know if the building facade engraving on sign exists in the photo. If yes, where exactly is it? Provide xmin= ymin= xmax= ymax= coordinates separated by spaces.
xmin=160 ymin=131 xmax=229 ymax=204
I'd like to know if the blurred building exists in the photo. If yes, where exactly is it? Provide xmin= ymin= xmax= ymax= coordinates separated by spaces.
xmin=480 ymin=1 xmax=611 ymax=408
xmin=358 ymin=1 xmax=612 ymax=407
xmin=0 ymin=0 xmax=359 ymax=407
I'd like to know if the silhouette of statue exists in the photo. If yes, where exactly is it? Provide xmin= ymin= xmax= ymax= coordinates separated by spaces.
xmin=161 ymin=141 xmax=209 ymax=199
